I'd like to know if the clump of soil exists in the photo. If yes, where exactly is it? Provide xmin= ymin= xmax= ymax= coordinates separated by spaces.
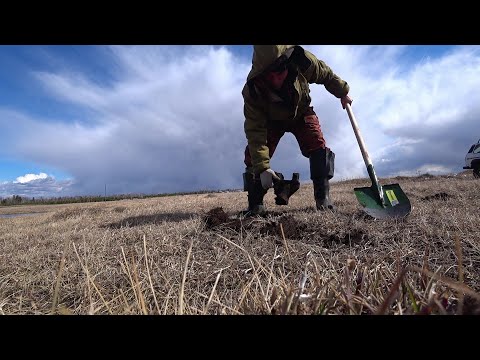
xmin=204 ymin=207 xmax=229 ymax=227
xmin=204 ymin=207 xmax=243 ymax=231
xmin=259 ymin=215 xmax=305 ymax=240
xmin=203 ymin=208 xmax=305 ymax=238
xmin=422 ymin=192 xmax=452 ymax=201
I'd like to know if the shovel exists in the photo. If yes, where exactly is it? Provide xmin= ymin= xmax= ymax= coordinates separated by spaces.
xmin=345 ymin=103 xmax=411 ymax=219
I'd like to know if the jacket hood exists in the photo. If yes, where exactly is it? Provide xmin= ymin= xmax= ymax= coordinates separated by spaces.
xmin=246 ymin=45 xmax=297 ymax=82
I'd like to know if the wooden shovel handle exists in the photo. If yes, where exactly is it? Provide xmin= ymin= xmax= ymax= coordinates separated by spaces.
xmin=345 ymin=103 xmax=385 ymax=206
xmin=345 ymin=103 xmax=372 ymax=169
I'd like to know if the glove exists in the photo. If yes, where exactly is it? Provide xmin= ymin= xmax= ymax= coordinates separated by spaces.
xmin=260 ymin=169 xmax=281 ymax=189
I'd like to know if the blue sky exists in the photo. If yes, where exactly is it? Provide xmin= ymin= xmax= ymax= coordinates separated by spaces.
xmin=1 ymin=45 xmax=479 ymax=198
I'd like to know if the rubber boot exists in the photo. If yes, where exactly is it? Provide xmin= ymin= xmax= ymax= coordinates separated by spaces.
xmin=309 ymin=148 xmax=336 ymax=211
xmin=241 ymin=172 xmax=268 ymax=216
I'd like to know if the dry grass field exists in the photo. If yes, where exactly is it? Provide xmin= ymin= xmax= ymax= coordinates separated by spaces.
xmin=1 ymin=172 xmax=479 ymax=315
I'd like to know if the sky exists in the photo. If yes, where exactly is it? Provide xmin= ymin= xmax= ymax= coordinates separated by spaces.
xmin=0 ymin=45 xmax=479 ymax=198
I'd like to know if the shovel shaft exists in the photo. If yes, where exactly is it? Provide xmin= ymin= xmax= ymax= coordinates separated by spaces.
xmin=345 ymin=103 xmax=372 ymax=168
xmin=345 ymin=103 xmax=385 ymax=206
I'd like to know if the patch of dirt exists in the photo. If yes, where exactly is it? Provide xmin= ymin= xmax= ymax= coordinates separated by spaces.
xmin=422 ymin=192 xmax=452 ymax=201
xmin=204 ymin=207 xmax=244 ymax=231
xmin=203 ymin=207 xmax=370 ymax=247
xmin=203 ymin=208 xmax=304 ymax=237
xmin=259 ymin=215 xmax=306 ymax=240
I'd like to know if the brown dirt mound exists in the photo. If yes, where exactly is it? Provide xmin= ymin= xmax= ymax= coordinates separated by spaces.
xmin=259 ymin=215 xmax=306 ymax=240
xmin=204 ymin=207 xmax=244 ymax=231
xmin=203 ymin=207 xmax=306 ymax=238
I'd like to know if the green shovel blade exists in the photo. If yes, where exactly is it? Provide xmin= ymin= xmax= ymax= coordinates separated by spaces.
xmin=354 ymin=183 xmax=411 ymax=219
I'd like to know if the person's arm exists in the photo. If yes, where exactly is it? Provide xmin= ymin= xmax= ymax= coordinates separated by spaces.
xmin=243 ymin=86 xmax=271 ymax=175
xmin=302 ymin=49 xmax=350 ymax=99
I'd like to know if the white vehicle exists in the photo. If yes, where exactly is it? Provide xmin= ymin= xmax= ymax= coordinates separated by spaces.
xmin=464 ymin=138 xmax=480 ymax=178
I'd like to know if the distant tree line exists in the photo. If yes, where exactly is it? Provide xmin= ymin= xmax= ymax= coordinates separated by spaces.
xmin=0 ymin=188 xmax=241 ymax=206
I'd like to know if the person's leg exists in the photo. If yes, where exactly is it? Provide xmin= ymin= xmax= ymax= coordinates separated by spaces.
xmin=291 ymin=107 xmax=336 ymax=210
xmin=242 ymin=128 xmax=284 ymax=215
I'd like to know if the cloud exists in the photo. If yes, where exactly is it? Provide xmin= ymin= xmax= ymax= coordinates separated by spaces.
xmin=302 ymin=45 xmax=480 ymax=179
xmin=15 ymin=172 xmax=48 ymax=183
xmin=1 ymin=45 xmax=479 ymax=198
xmin=0 ymin=173 xmax=74 ymax=198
